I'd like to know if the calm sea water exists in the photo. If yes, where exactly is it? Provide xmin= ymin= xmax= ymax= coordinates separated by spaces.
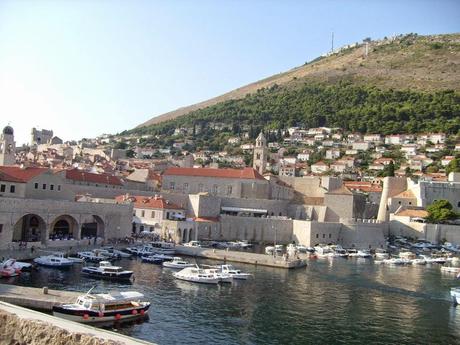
xmin=4 ymin=257 xmax=460 ymax=345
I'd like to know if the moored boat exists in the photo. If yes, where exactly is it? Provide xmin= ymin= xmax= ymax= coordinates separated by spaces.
xmin=173 ymin=266 xmax=220 ymax=284
xmin=82 ymin=261 xmax=133 ymax=281
xmin=451 ymin=288 xmax=460 ymax=305
xmin=52 ymin=290 xmax=150 ymax=323
xmin=220 ymin=264 xmax=252 ymax=280
xmin=34 ymin=255 xmax=74 ymax=268
xmin=1 ymin=258 xmax=32 ymax=272
xmin=162 ymin=257 xmax=194 ymax=269
xmin=204 ymin=268 xmax=233 ymax=283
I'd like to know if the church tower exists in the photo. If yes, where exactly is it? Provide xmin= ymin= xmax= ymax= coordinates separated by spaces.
xmin=253 ymin=132 xmax=268 ymax=174
xmin=0 ymin=126 xmax=16 ymax=166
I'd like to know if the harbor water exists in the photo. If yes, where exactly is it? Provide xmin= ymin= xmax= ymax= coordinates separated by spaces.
xmin=3 ymin=257 xmax=460 ymax=345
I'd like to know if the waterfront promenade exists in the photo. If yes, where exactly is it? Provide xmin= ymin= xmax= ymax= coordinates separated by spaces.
xmin=176 ymin=245 xmax=308 ymax=268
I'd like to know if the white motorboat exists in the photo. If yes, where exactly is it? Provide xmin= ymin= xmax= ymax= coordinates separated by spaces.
xmin=82 ymin=261 xmax=133 ymax=281
xmin=173 ymin=266 xmax=220 ymax=284
xmin=1 ymin=258 xmax=33 ymax=272
xmin=78 ymin=251 xmax=110 ymax=262
xmin=52 ymin=290 xmax=150 ymax=323
xmin=162 ymin=257 xmax=194 ymax=269
xmin=149 ymin=241 xmax=176 ymax=255
xmin=375 ymin=249 xmax=390 ymax=259
xmin=101 ymin=247 xmax=132 ymax=258
xmin=141 ymin=253 xmax=174 ymax=264
xmin=275 ymin=244 xmax=284 ymax=253
xmin=420 ymin=255 xmax=447 ymax=264
xmin=52 ymin=252 xmax=84 ymax=263
xmin=204 ymin=268 xmax=233 ymax=283
xmin=331 ymin=247 xmax=348 ymax=258
xmin=314 ymin=245 xmax=332 ymax=258
xmin=296 ymin=245 xmax=308 ymax=253
xmin=357 ymin=250 xmax=372 ymax=258
xmin=221 ymin=264 xmax=252 ymax=280
xmin=265 ymin=246 xmax=275 ymax=255
xmin=0 ymin=259 xmax=21 ymax=277
xmin=451 ymin=288 xmax=460 ymax=305
xmin=441 ymin=266 xmax=460 ymax=274
xmin=183 ymin=241 xmax=202 ymax=247
xmin=238 ymin=240 xmax=253 ymax=248
xmin=383 ymin=258 xmax=411 ymax=265
xmin=34 ymin=255 xmax=74 ymax=268
xmin=347 ymin=249 xmax=358 ymax=257
xmin=411 ymin=258 xmax=427 ymax=265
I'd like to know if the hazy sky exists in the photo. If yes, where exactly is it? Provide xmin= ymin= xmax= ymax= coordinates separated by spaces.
xmin=0 ymin=0 xmax=459 ymax=145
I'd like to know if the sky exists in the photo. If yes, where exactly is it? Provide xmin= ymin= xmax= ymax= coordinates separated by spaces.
xmin=0 ymin=0 xmax=459 ymax=145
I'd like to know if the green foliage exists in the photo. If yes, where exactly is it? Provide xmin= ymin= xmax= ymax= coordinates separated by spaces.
xmin=129 ymin=83 xmax=460 ymax=140
xmin=126 ymin=149 xmax=135 ymax=158
xmin=446 ymin=158 xmax=460 ymax=175
xmin=426 ymin=199 xmax=458 ymax=223
xmin=114 ymin=142 xmax=128 ymax=149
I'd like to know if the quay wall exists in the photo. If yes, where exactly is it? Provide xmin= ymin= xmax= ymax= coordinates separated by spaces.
xmin=0 ymin=301 xmax=154 ymax=345
xmin=389 ymin=220 xmax=460 ymax=244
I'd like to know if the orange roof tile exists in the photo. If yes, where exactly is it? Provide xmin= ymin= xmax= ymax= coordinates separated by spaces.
xmin=66 ymin=168 xmax=123 ymax=186
xmin=0 ymin=166 xmax=48 ymax=183
xmin=115 ymin=195 xmax=183 ymax=209
xmin=163 ymin=167 xmax=265 ymax=180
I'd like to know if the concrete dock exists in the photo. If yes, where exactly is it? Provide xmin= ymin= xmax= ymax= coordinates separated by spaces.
xmin=0 ymin=284 xmax=81 ymax=311
xmin=176 ymin=246 xmax=307 ymax=268
xmin=0 ymin=301 xmax=155 ymax=345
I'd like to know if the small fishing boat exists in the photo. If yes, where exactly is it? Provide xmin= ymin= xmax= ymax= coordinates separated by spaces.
xmin=220 ymin=264 xmax=252 ymax=280
xmin=375 ymin=249 xmax=390 ymax=260
xmin=162 ymin=257 xmax=194 ymax=269
xmin=173 ymin=266 xmax=220 ymax=284
xmin=183 ymin=241 xmax=202 ymax=247
xmin=1 ymin=259 xmax=33 ymax=272
xmin=142 ymin=254 xmax=173 ymax=264
xmin=101 ymin=247 xmax=132 ymax=258
xmin=82 ymin=261 xmax=133 ymax=281
xmin=77 ymin=251 xmax=110 ymax=262
xmin=357 ymin=250 xmax=372 ymax=258
xmin=34 ymin=255 xmax=74 ymax=268
xmin=451 ymin=288 xmax=460 ymax=305
xmin=0 ymin=263 xmax=20 ymax=277
xmin=204 ymin=268 xmax=233 ymax=283
xmin=52 ymin=289 xmax=150 ymax=323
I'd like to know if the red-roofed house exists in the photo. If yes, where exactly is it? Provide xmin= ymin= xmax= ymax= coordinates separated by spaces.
xmin=64 ymin=168 xmax=124 ymax=189
xmin=116 ymin=194 xmax=185 ymax=234
xmin=161 ymin=167 xmax=269 ymax=199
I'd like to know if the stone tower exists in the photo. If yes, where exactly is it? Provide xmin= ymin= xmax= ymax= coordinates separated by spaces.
xmin=253 ymin=132 xmax=268 ymax=174
xmin=0 ymin=125 xmax=16 ymax=166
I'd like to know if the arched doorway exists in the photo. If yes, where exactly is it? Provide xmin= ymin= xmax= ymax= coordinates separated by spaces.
xmin=188 ymin=228 xmax=193 ymax=242
xmin=13 ymin=214 xmax=47 ymax=244
xmin=49 ymin=215 xmax=79 ymax=241
xmin=81 ymin=215 xmax=105 ymax=239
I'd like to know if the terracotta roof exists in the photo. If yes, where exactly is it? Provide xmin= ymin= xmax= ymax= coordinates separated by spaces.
xmin=66 ymin=168 xmax=123 ymax=186
xmin=193 ymin=216 xmax=220 ymax=222
xmin=344 ymin=181 xmax=382 ymax=193
xmin=0 ymin=166 xmax=48 ymax=183
xmin=326 ymin=185 xmax=353 ymax=195
xmin=395 ymin=208 xmax=428 ymax=218
xmin=163 ymin=167 xmax=265 ymax=180
xmin=115 ymin=195 xmax=183 ymax=209
xmin=393 ymin=190 xmax=416 ymax=199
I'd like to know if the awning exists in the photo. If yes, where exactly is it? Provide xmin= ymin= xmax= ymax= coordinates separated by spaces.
xmin=221 ymin=206 xmax=267 ymax=214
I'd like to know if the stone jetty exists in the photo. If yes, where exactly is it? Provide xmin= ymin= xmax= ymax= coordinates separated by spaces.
xmin=176 ymin=246 xmax=307 ymax=268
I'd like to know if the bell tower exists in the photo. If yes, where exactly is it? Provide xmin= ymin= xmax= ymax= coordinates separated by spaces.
xmin=253 ymin=132 xmax=268 ymax=174
xmin=0 ymin=125 xmax=16 ymax=166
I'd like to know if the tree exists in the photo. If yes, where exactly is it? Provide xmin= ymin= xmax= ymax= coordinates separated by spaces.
xmin=114 ymin=142 xmax=128 ymax=149
xmin=426 ymin=199 xmax=458 ymax=223
xmin=446 ymin=158 xmax=460 ymax=175
xmin=384 ymin=161 xmax=395 ymax=177
xmin=126 ymin=149 xmax=135 ymax=158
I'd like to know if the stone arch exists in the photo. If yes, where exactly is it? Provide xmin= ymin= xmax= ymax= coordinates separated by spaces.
xmin=81 ymin=215 xmax=105 ymax=239
xmin=13 ymin=214 xmax=47 ymax=244
xmin=49 ymin=215 xmax=79 ymax=240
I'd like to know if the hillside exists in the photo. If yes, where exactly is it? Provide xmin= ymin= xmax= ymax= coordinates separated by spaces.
xmin=136 ymin=33 xmax=460 ymax=129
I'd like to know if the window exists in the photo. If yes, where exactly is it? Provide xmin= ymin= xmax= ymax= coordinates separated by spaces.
xmin=10 ymin=185 xmax=15 ymax=193
xmin=256 ymin=153 xmax=261 ymax=160
xmin=0 ymin=224 xmax=3 ymax=233
xmin=141 ymin=210 xmax=145 ymax=217
xmin=329 ymin=234 xmax=331 ymax=238
xmin=322 ymin=234 xmax=325 ymax=238
xmin=212 ymin=184 xmax=218 ymax=194
xmin=140 ymin=225 xmax=144 ymax=232
xmin=0 ymin=184 xmax=5 ymax=192
xmin=34 ymin=183 xmax=38 ymax=189
xmin=227 ymin=185 xmax=232 ymax=195
xmin=458 ymin=202 xmax=460 ymax=207
xmin=50 ymin=184 xmax=54 ymax=191
xmin=57 ymin=185 xmax=61 ymax=191
xmin=133 ymin=212 xmax=136 ymax=217
xmin=169 ymin=182 xmax=175 ymax=190
xmin=151 ymin=211 xmax=155 ymax=218
xmin=316 ymin=234 xmax=319 ymax=239
xmin=42 ymin=184 xmax=46 ymax=190
xmin=183 ymin=183 xmax=188 ymax=191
